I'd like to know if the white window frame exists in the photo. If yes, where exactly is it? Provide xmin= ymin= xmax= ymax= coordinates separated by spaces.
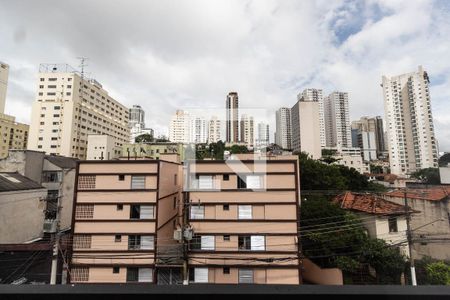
xmin=140 ymin=205 xmax=154 ymax=219
xmin=246 ymin=175 xmax=261 ymax=189
xmin=190 ymin=205 xmax=205 ymax=219
xmin=250 ymin=235 xmax=265 ymax=251
xmin=138 ymin=268 xmax=153 ymax=282
xmin=140 ymin=236 xmax=154 ymax=250
xmin=238 ymin=269 xmax=254 ymax=284
xmin=198 ymin=175 xmax=213 ymax=189
xmin=194 ymin=268 xmax=209 ymax=283
xmin=201 ymin=235 xmax=215 ymax=250
xmin=238 ymin=205 xmax=252 ymax=219
xmin=131 ymin=176 xmax=145 ymax=189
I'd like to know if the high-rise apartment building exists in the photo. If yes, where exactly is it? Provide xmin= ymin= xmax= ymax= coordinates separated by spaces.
xmin=185 ymin=155 xmax=302 ymax=284
xmin=240 ymin=114 xmax=254 ymax=148
xmin=291 ymin=95 xmax=322 ymax=159
xmin=324 ymin=92 xmax=352 ymax=148
xmin=226 ymin=92 xmax=239 ymax=143
xmin=351 ymin=116 xmax=386 ymax=160
xmin=28 ymin=64 xmax=129 ymax=159
xmin=169 ymin=110 xmax=191 ymax=144
xmin=256 ymin=122 xmax=269 ymax=149
xmin=70 ymin=158 xmax=182 ymax=283
xmin=275 ymin=107 xmax=291 ymax=150
xmin=382 ymin=66 xmax=438 ymax=175
xmin=129 ymin=105 xmax=154 ymax=143
xmin=0 ymin=114 xmax=29 ymax=158
xmin=0 ymin=62 xmax=9 ymax=114
xmin=208 ymin=116 xmax=222 ymax=143
xmin=300 ymin=89 xmax=326 ymax=147
xmin=190 ymin=116 xmax=208 ymax=144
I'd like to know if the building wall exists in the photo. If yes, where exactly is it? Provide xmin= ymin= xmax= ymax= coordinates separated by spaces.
xmin=0 ymin=150 xmax=45 ymax=184
xmin=439 ymin=166 xmax=450 ymax=184
xmin=28 ymin=65 xmax=129 ymax=159
xmin=122 ymin=143 xmax=185 ymax=161
xmin=0 ymin=188 xmax=47 ymax=243
xmin=275 ymin=107 xmax=291 ymax=149
xmin=226 ymin=92 xmax=239 ymax=143
xmin=86 ymin=134 xmax=119 ymax=160
xmin=0 ymin=62 xmax=8 ymax=114
xmin=0 ymin=114 xmax=29 ymax=159
xmin=291 ymin=99 xmax=322 ymax=159
xmin=382 ymin=66 xmax=438 ymax=176
xmin=324 ymin=92 xmax=352 ymax=148
xmin=208 ymin=116 xmax=222 ymax=143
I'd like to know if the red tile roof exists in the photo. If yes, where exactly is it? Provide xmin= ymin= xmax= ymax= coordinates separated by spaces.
xmin=333 ymin=191 xmax=416 ymax=215
xmin=385 ymin=187 xmax=450 ymax=201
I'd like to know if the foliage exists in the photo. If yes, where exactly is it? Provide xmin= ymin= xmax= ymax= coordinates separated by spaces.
xmin=154 ymin=135 xmax=170 ymax=142
xmin=134 ymin=133 xmax=154 ymax=143
xmin=226 ymin=144 xmax=249 ymax=154
xmin=192 ymin=141 xmax=226 ymax=160
xmin=426 ymin=262 xmax=450 ymax=285
xmin=439 ymin=153 xmax=450 ymax=167
xmin=370 ymin=164 xmax=384 ymax=174
xmin=298 ymin=152 xmax=386 ymax=193
xmin=411 ymin=168 xmax=441 ymax=185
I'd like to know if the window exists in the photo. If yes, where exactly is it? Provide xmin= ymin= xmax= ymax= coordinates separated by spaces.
xmin=246 ymin=175 xmax=261 ymax=189
xmin=198 ymin=175 xmax=213 ymax=189
xmin=128 ymin=235 xmax=141 ymax=250
xmin=388 ymin=217 xmax=398 ymax=233
xmin=140 ymin=206 xmax=154 ymax=219
xmin=71 ymin=267 xmax=89 ymax=282
xmin=73 ymin=235 xmax=91 ymax=249
xmin=201 ymin=236 xmax=215 ymax=250
xmin=42 ymin=171 xmax=62 ymax=183
xmin=118 ymin=174 xmax=125 ymax=181
xmin=117 ymin=204 xmax=123 ymax=210
xmin=239 ymin=269 xmax=254 ymax=284
xmin=223 ymin=174 xmax=229 ymax=181
xmin=78 ymin=175 xmax=96 ymax=189
xmin=223 ymin=267 xmax=230 ymax=274
xmin=190 ymin=206 xmax=205 ymax=219
xmin=237 ymin=176 xmax=247 ymax=189
xmin=223 ymin=235 xmax=230 ymax=241
xmin=115 ymin=235 xmax=122 ymax=242
xmin=113 ymin=267 xmax=120 ymax=274
xmin=131 ymin=176 xmax=145 ymax=189
xmin=75 ymin=204 xmax=94 ymax=219
xmin=130 ymin=205 xmax=140 ymax=219
xmin=238 ymin=205 xmax=252 ymax=219
xmin=238 ymin=236 xmax=265 ymax=251
xmin=191 ymin=268 xmax=208 ymax=283
xmin=238 ymin=236 xmax=251 ymax=250
xmin=128 ymin=235 xmax=154 ymax=250
xmin=127 ymin=268 xmax=153 ymax=282
xmin=223 ymin=204 xmax=229 ymax=211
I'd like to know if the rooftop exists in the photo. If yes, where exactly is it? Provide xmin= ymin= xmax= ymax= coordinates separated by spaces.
xmin=333 ymin=191 xmax=416 ymax=216
xmin=0 ymin=172 xmax=43 ymax=192
xmin=385 ymin=187 xmax=450 ymax=201
xmin=45 ymin=155 xmax=78 ymax=169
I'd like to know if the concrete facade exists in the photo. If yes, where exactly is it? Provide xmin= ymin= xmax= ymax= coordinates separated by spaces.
xmin=275 ymin=107 xmax=291 ymax=150
xmin=28 ymin=64 xmax=129 ymax=160
xmin=86 ymin=134 xmax=120 ymax=160
xmin=324 ymin=92 xmax=352 ymax=148
xmin=240 ymin=114 xmax=254 ymax=149
xmin=226 ymin=92 xmax=239 ymax=143
xmin=122 ymin=143 xmax=186 ymax=162
xmin=382 ymin=66 xmax=438 ymax=176
xmin=0 ymin=61 xmax=8 ymax=114
xmin=0 ymin=113 xmax=29 ymax=158
xmin=208 ymin=116 xmax=222 ymax=144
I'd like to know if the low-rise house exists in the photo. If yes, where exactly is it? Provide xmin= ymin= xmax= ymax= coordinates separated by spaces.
xmin=123 ymin=142 xmax=186 ymax=161
xmin=333 ymin=192 xmax=414 ymax=257
xmin=383 ymin=187 xmax=450 ymax=260
xmin=0 ymin=172 xmax=46 ymax=243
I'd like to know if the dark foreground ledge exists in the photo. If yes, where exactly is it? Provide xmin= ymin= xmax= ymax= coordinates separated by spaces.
xmin=1 ymin=284 xmax=449 ymax=300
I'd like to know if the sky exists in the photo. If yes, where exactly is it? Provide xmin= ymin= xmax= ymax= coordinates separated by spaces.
xmin=1 ymin=0 xmax=450 ymax=151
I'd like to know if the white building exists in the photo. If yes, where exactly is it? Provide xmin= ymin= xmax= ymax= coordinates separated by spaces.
xmin=226 ymin=92 xmax=239 ymax=143
xmin=256 ymin=122 xmax=269 ymax=150
xmin=324 ymin=92 xmax=352 ymax=148
xmin=129 ymin=105 xmax=154 ymax=143
xmin=275 ymin=107 xmax=291 ymax=150
xmin=169 ymin=110 xmax=191 ymax=143
xmin=351 ymin=116 xmax=386 ymax=159
xmin=291 ymin=95 xmax=322 ymax=159
xmin=208 ymin=116 xmax=222 ymax=143
xmin=86 ymin=134 xmax=120 ymax=160
xmin=357 ymin=131 xmax=377 ymax=161
xmin=300 ymin=89 xmax=326 ymax=147
xmin=28 ymin=64 xmax=129 ymax=160
xmin=382 ymin=66 xmax=439 ymax=176
xmin=190 ymin=116 xmax=208 ymax=144
xmin=0 ymin=62 xmax=9 ymax=114
xmin=439 ymin=163 xmax=450 ymax=184
xmin=239 ymin=114 xmax=254 ymax=149
xmin=325 ymin=146 xmax=370 ymax=174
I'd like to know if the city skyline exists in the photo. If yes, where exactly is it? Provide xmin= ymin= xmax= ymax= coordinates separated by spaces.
xmin=1 ymin=1 xmax=450 ymax=151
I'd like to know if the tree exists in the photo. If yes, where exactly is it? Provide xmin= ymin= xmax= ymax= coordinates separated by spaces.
xmin=154 ymin=135 xmax=170 ymax=142
xmin=411 ymin=168 xmax=441 ymax=185
xmin=135 ymin=133 xmax=153 ymax=143
xmin=426 ymin=262 xmax=450 ymax=285
xmin=439 ymin=153 xmax=450 ymax=167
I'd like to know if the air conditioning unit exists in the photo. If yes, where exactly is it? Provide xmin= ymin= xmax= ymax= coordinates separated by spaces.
xmin=173 ymin=228 xmax=182 ymax=241
xmin=43 ymin=219 xmax=57 ymax=233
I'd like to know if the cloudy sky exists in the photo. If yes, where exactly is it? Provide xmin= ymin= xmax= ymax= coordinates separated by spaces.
xmin=1 ymin=0 xmax=450 ymax=151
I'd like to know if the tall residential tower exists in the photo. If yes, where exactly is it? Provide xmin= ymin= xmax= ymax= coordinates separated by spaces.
xmin=275 ymin=107 xmax=291 ymax=150
xmin=324 ymin=92 xmax=352 ymax=148
xmin=226 ymin=92 xmax=239 ymax=143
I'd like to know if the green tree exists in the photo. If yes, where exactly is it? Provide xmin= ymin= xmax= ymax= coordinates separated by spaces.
xmin=426 ymin=262 xmax=450 ymax=285
xmin=154 ymin=135 xmax=170 ymax=142
xmin=439 ymin=153 xmax=450 ymax=167
xmin=411 ymin=168 xmax=441 ymax=185
xmin=135 ymin=133 xmax=154 ymax=143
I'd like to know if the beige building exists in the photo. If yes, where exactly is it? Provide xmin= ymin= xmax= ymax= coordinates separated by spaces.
xmin=0 ymin=172 xmax=47 ymax=243
xmin=70 ymin=158 xmax=182 ymax=283
xmin=122 ymin=142 xmax=186 ymax=162
xmin=325 ymin=147 xmax=370 ymax=174
xmin=382 ymin=66 xmax=438 ymax=176
xmin=87 ymin=134 xmax=120 ymax=160
xmin=226 ymin=92 xmax=239 ymax=143
xmin=275 ymin=107 xmax=291 ymax=150
xmin=324 ymin=92 xmax=352 ymax=148
xmin=291 ymin=96 xmax=322 ymax=159
xmin=28 ymin=64 xmax=129 ymax=160
xmin=169 ymin=110 xmax=191 ymax=144
xmin=240 ymin=114 xmax=254 ymax=149
xmin=0 ymin=113 xmax=29 ymax=158
xmin=208 ymin=116 xmax=222 ymax=143
xmin=0 ymin=62 xmax=9 ymax=114
xmin=185 ymin=155 xmax=302 ymax=284
xmin=300 ymin=89 xmax=326 ymax=147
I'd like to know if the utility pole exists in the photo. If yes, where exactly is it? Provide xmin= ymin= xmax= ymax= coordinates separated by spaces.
xmin=182 ymin=191 xmax=189 ymax=285
xmin=404 ymin=189 xmax=417 ymax=286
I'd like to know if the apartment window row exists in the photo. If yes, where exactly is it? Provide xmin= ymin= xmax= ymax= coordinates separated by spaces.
xmin=190 ymin=235 xmax=265 ymax=251
xmin=75 ymin=204 xmax=154 ymax=219
xmin=190 ymin=205 xmax=252 ymax=220
xmin=193 ymin=175 xmax=262 ymax=190
xmin=71 ymin=267 xmax=153 ymax=283
xmin=73 ymin=234 xmax=154 ymax=250
xmin=77 ymin=175 xmax=146 ymax=190
xmin=189 ymin=268 xmax=254 ymax=284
